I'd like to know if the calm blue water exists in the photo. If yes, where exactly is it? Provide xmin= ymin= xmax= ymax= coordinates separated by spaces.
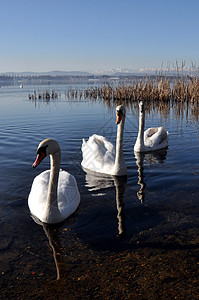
xmin=0 ymin=85 xmax=198 ymax=298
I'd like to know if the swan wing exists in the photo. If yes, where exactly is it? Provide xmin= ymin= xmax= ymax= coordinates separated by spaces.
xmin=57 ymin=170 xmax=80 ymax=218
xmin=81 ymin=134 xmax=115 ymax=173
xmin=144 ymin=127 xmax=168 ymax=149
xmin=28 ymin=170 xmax=51 ymax=221
xmin=28 ymin=170 xmax=80 ymax=223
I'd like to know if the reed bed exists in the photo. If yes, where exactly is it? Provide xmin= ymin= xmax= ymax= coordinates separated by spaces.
xmin=27 ymin=77 xmax=199 ymax=122
xmin=172 ymin=76 xmax=199 ymax=102
xmin=62 ymin=74 xmax=199 ymax=123
xmin=63 ymin=78 xmax=171 ymax=102
xmin=27 ymin=65 xmax=199 ymax=104
xmin=64 ymin=75 xmax=199 ymax=104
xmin=28 ymin=89 xmax=60 ymax=100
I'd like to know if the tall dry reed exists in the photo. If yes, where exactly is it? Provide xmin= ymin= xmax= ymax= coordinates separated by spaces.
xmin=65 ymin=74 xmax=199 ymax=104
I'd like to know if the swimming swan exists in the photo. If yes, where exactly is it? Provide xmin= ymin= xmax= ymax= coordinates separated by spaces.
xmin=134 ymin=101 xmax=168 ymax=152
xmin=81 ymin=105 xmax=127 ymax=176
xmin=28 ymin=139 xmax=80 ymax=224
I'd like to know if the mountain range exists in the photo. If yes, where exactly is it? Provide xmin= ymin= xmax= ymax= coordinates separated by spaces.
xmin=0 ymin=67 xmax=192 ymax=77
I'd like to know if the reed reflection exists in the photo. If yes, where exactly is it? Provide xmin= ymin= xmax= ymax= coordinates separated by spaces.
xmin=134 ymin=148 xmax=168 ymax=203
xmin=27 ymin=85 xmax=199 ymax=123
xmin=84 ymin=170 xmax=127 ymax=238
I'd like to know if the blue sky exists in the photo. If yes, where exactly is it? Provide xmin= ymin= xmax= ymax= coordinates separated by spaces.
xmin=1 ymin=0 xmax=199 ymax=73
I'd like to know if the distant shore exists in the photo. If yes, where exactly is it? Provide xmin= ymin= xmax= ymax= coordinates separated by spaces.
xmin=0 ymin=72 xmax=195 ymax=87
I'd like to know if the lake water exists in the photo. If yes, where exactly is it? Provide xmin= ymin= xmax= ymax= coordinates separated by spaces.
xmin=0 ymin=85 xmax=198 ymax=299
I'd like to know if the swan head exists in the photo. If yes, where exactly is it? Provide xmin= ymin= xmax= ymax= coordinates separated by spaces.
xmin=139 ymin=101 xmax=145 ymax=113
xmin=32 ymin=139 xmax=60 ymax=168
xmin=116 ymin=105 xmax=125 ymax=124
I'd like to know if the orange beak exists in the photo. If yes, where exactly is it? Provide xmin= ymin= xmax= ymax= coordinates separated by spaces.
xmin=116 ymin=112 xmax=122 ymax=124
xmin=32 ymin=152 xmax=46 ymax=168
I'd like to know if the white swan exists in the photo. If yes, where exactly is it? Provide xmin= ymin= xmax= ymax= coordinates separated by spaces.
xmin=134 ymin=101 xmax=168 ymax=152
xmin=28 ymin=139 xmax=80 ymax=224
xmin=81 ymin=105 xmax=127 ymax=176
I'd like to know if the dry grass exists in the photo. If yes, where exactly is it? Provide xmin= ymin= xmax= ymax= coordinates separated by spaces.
xmin=65 ymin=74 xmax=199 ymax=104
xmin=28 ymin=89 xmax=60 ymax=100
xmin=172 ymin=76 xmax=199 ymax=102
xmin=65 ymin=78 xmax=171 ymax=102
xmin=65 ymin=60 xmax=199 ymax=103
xmin=27 ymin=75 xmax=199 ymax=104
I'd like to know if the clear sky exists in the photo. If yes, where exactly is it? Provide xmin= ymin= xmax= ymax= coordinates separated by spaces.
xmin=1 ymin=0 xmax=199 ymax=73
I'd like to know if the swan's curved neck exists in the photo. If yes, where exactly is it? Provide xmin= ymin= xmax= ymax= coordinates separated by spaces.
xmin=47 ymin=150 xmax=61 ymax=209
xmin=139 ymin=108 xmax=145 ymax=140
xmin=135 ymin=106 xmax=145 ymax=150
xmin=114 ymin=117 xmax=126 ymax=175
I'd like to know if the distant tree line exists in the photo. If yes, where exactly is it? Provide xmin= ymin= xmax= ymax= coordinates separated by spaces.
xmin=0 ymin=74 xmax=101 ymax=86
xmin=0 ymin=73 xmax=179 ymax=87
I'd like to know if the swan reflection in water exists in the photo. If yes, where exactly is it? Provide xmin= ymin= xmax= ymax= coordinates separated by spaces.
xmin=84 ymin=170 xmax=127 ymax=238
xmin=31 ymin=215 xmax=65 ymax=281
xmin=42 ymin=224 xmax=65 ymax=280
xmin=113 ymin=176 xmax=126 ymax=238
xmin=134 ymin=148 xmax=168 ymax=203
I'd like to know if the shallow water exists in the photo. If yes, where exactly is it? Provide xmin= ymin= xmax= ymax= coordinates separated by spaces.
xmin=0 ymin=85 xmax=198 ymax=299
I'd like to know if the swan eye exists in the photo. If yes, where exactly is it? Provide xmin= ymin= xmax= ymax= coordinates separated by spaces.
xmin=140 ymin=102 xmax=144 ymax=113
xmin=116 ymin=110 xmax=123 ymax=124
xmin=37 ymin=145 xmax=48 ymax=156
xmin=116 ymin=109 xmax=123 ymax=116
